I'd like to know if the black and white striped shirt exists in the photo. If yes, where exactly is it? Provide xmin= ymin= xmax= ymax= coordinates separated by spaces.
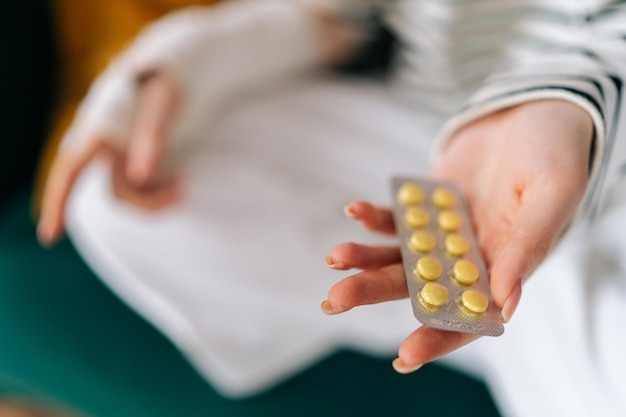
xmin=328 ymin=0 xmax=626 ymax=224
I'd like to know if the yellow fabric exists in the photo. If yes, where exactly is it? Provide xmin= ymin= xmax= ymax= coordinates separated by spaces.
xmin=35 ymin=0 xmax=222 ymax=209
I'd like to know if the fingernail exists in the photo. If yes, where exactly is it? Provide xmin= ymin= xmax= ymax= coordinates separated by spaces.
xmin=392 ymin=358 xmax=422 ymax=374
xmin=344 ymin=205 xmax=357 ymax=219
xmin=320 ymin=300 xmax=350 ymax=315
xmin=502 ymin=282 xmax=522 ymax=323
xmin=324 ymin=256 xmax=346 ymax=269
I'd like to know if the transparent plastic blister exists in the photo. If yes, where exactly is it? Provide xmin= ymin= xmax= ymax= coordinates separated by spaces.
xmin=391 ymin=177 xmax=504 ymax=337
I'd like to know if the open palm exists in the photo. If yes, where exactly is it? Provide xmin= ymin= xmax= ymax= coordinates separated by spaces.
xmin=323 ymin=99 xmax=593 ymax=372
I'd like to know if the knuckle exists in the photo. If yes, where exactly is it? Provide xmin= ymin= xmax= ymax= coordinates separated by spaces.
xmin=341 ymin=242 xmax=363 ymax=266
xmin=340 ymin=275 xmax=369 ymax=306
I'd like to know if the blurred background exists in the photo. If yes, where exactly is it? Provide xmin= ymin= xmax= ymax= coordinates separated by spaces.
xmin=0 ymin=1 xmax=501 ymax=416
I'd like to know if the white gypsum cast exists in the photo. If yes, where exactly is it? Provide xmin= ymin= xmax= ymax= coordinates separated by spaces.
xmin=60 ymin=0 xmax=366 ymax=158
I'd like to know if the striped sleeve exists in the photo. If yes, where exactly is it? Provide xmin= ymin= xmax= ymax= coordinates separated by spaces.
xmin=434 ymin=1 xmax=626 ymax=225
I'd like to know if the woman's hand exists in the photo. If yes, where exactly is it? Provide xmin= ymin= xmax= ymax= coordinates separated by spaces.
xmin=322 ymin=99 xmax=594 ymax=373
xmin=37 ymin=73 xmax=182 ymax=247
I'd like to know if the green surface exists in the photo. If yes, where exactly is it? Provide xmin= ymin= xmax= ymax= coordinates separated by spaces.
xmin=0 ymin=189 xmax=502 ymax=417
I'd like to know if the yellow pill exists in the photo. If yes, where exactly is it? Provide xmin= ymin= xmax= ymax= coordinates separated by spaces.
xmin=419 ymin=282 xmax=449 ymax=310
xmin=437 ymin=210 xmax=463 ymax=232
xmin=409 ymin=230 xmax=437 ymax=253
xmin=397 ymin=183 xmax=425 ymax=206
xmin=432 ymin=187 xmax=457 ymax=209
xmin=452 ymin=260 xmax=480 ymax=285
xmin=445 ymin=234 xmax=470 ymax=257
xmin=405 ymin=206 xmax=430 ymax=228
xmin=461 ymin=290 xmax=489 ymax=315
xmin=416 ymin=256 xmax=443 ymax=281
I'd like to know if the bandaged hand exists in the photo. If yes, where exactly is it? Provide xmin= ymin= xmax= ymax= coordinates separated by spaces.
xmin=322 ymin=99 xmax=594 ymax=373
xmin=37 ymin=0 xmax=357 ymax=247
xmin=38 ymin=72 xmax=183 ymax=246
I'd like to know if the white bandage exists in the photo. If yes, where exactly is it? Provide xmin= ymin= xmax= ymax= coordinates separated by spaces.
xmin=63 ymin=0 xmax=325 ymax=154
xmin=61 ymin=63 xmax=137 ymax=151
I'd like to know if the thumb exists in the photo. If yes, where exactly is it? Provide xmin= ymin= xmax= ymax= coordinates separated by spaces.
xmin=489 ymin=180 xmax=583 ymax=322
xmin=126 ymin=73 xmax=179 ymax=185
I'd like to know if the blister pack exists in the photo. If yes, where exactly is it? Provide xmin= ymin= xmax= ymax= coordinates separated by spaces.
xmin=391 ymin=177 xmax=504 ymax=336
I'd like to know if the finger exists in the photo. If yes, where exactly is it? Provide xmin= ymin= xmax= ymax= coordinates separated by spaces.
xmin=392 ymin=326 xmax=479 ymax=373
xmin=325 ymin=242 xmax=401 ymax=270
xmin=126 ymin=74 xmax=179 ymax=186
xmin=489 ymin=179 xmax=584 ymax=322
xmin=112 ymin=153 xmax=182 ymax=211
xmin=38 ymin=139 xmax=114 ymax=246
xmin=344 ymin=200 xmax=396 ymax=235
xmin=321 ymin=263 xmax=408 ymax=314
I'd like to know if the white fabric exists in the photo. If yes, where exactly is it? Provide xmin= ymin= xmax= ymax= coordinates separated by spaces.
xmin=67 ymin=75 xmax=443 ymax=396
